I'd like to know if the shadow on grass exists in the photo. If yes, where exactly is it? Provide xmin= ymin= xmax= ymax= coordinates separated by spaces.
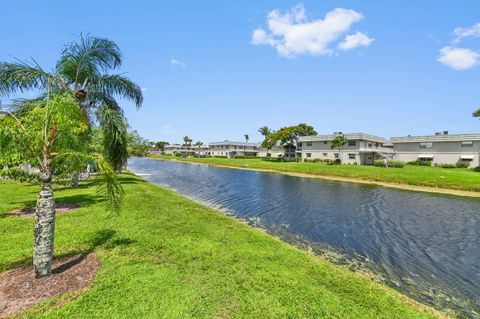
xmin=1 ymin=229 xmax=136 ymax=274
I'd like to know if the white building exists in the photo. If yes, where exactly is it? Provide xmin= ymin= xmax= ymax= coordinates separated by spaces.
xmin=297 ymin=133 xmax=394 ymax=164
xmin=208 ymin=141 xmax=260 ymax=158
xmin=391 ymin=132 xmax=480 ymax=167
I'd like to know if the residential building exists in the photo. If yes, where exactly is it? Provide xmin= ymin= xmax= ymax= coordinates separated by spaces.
xmin=208 ymin=141 xmax=260 ymax=158
xmin=163 ymin=144 xmax=209 ymax=156
xmin=391 ymin=132 xmax=480 ymax=167
xmin=258 ymin=144 xmax=289 ymax=159
xmin=163 ymin=144 xmax=183 ymax=155
xmin=297 ymin=133 xmax=394 ymax=164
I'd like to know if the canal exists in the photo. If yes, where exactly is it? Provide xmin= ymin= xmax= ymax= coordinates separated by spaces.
xmin=128 ymin=157 xmax=480 ymax=317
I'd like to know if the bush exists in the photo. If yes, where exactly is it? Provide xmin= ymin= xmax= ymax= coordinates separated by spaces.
xmin=374 ymin=160 xmax=405 ymax=168
xmin=434 ymin=163 xmax=456 ymax=169
xmin=456 ymin=161 xmax=470 ymax=168
xmin=473 ymin=166 xmax=480 ymax=172
xmin=419 ymin=161 xmax=432 ymax=166
xmin=374 ymin=160 xmax=385 ymax=167
xmin=234 ymin=156 xmax=258 ymax=159
xmin=407 ymin=160 xmax=419 ymax=165
xmin=174 ymin=152 xmax=182 ymax=157
xmin=213 ymin=155 xmax=228 ymax=158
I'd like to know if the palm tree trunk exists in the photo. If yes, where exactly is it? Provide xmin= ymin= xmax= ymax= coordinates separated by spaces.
xmin=33 ymin=164 xmax=56 ymax=278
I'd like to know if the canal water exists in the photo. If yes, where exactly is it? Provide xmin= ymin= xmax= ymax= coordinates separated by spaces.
xmin=127 ymin=157 xmax=480 ymax=317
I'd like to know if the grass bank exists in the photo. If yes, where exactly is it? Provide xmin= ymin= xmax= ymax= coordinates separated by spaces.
xmin=151 ymin=155 xmax=480 ymax=197
xmin=0 ymin=175 xmax=447 ymax=318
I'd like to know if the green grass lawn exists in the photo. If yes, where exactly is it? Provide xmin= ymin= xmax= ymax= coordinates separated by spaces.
xmin=151 ymin=155 xmax=480 ymax=193
xmin=0 ymin=175 xmax=446 ymax=318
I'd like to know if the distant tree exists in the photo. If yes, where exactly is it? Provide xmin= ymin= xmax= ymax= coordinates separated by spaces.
xmin=183 ymin=136 xmax=193 ymax=157
xmin=0 ymin=93 xmax=123 ymax=277
xmin=127 ymin=130 xmax=151 ymax=157
xmin=244 ymin=134 xmax=249 ymax=143
xmin=258 ymin=126 xmax=273 ymax=157
xmin=268 ymin=124 xmax=318 ymax=155
xmin=155 ymin=141 xmax=169 ymax=154
xmin=194 ymin=141 xmax=204 ymax=156
xmin=331 ymin=135 xmax=348 ymax=164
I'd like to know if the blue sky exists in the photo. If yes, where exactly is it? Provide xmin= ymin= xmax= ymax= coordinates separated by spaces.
xmin=1 ymin=1 xmax=480 ymax=143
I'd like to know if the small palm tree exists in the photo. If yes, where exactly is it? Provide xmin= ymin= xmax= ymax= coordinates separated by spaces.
xmin=194 ymin=141 xmax=204 ymax=156
xmin=0 ymin=34 xmax=143 ymax=174
xmin=0 ymin=93 xmax=123 ymax=277
xmin=244 ymin=134 xmax=249 ymax=143
xmin=331 ymin=135 xmax=348 ymax=164
xmin=183 ymin=136 xmax=193 ymax=157
xmin=155 ymin=141 xmax=169 ymax=154
xmin=258 ymin=126 xmax=272 ymax=157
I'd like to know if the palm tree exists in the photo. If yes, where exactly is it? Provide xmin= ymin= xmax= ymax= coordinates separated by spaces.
xmin=258 ymin=126 xmax=272 ymax=157
xmin=244 ymin=134 xmax=249 ymax=143
xmin=194 ymin=141 xmax=204 ymax=156
xmin=183 ymin=136 xmax=193 ymax=157
xmin=331 ymin=135 xmax=348 ymax=164
xmin=0 ymin=34 xmax=143 ymax=174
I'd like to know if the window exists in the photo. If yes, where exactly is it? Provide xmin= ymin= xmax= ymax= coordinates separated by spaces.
xmin=334 ymin=153 xmax=339 ymax=158
xmin=348 ymin=153 xmax=355 ymax=159
xmin=306 ymin=153 xmax=312 ymax=158
xmin=461 ymin=141 xmax=473 ymax=147
xmin=419 ymin=142 xmax=433 ymax=148
xmin=322 ymin=153 xmax=328 ymax=157
xmin=306 ymin=142 xmax=312 ymax=146
xmin=368 ymin=143 xmax=372 ymax=147
xmin=348 ymin=140 xmax=356 ymax=146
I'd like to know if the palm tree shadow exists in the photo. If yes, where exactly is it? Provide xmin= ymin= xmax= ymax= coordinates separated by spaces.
xmin=52 ymin=229 xmax=136 ymax=274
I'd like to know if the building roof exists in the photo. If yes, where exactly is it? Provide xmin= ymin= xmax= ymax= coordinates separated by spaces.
xmin=298 ymin=133 xmax=388 ymax=144
xmin=209 ymin=140 xmax=260 ymax=147
xmin=390 ymin=133 xmax=480 ymax=143
xmin=164 ymin=144 xmax=182 ymax=148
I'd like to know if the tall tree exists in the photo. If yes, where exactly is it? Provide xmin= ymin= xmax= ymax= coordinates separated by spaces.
xmin=268 ymin=124 xmax=318 ymax=155
xmin=183 ymin=136 xmax=192 ymax=157
xmin=0 ymin=34 xmax=143 ymax=173
xmin=244 ymin=134 xmax=249 ymax=143
xmin=194 ymin=141 xmax=204 ymax=156
xmin=258 ymin=126 xmax=273 ymax=157
xmin=0 ymin=93 xmax=123 ymax=277
xmin=155 ymin=141 xmax=169 ymax=154
xmin=331 ymin=135 xmax=348 ymax=164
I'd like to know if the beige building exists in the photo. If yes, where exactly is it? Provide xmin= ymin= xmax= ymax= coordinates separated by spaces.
xmin=208 ymin=141 xmax=260 ymax=158
xmin=391 ymin=132 xmax=480 ymax=167
xmin=297 ymin=133 xmax=394 ymax=164
xmin=164 ymin=144 xmax=209 ymax=156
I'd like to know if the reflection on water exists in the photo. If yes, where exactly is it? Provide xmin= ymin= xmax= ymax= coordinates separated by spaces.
xmin=128 ymin=157 xmax=480 ymax=317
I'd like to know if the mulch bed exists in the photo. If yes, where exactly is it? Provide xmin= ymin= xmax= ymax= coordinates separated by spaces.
xmin=0 ymin=254 xmax=100 ymax=318
xmin=10 ymin=203 xmax=80 ymax=217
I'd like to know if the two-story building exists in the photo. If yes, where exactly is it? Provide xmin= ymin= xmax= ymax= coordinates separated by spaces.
xmin=163 ymin=144 xmax=183 ymax=155
xmin=297 ymin=133 xmax=394 ymax=164
xmin=208 ymin=141 xmax=260 ymax=158
xmin=391 ymin=132 xmax=480 ymax=167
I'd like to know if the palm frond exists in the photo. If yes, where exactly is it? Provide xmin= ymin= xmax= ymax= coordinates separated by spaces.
xmin=57 ymin=34 xmax=122 ymax=85
xmin=0 ymin=61 xmax=63 ymax=96
xmin=88 ymin=74 xmax=143 ymax=109
xmin=97 ymin=102 xmax=128 ymax=171
xmin=473 ymin=109 xmax=480 ymax=117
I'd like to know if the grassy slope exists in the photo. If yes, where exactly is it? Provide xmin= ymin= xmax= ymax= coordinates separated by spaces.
xmin=0 ymin=176 xmax=445 ymax=319
xmin=151 ymin=155 xmax=480 ymax=192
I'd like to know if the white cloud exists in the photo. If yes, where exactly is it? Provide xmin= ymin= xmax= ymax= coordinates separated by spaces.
xmin=170 ymin=58 xmax=186 ymax=68
xmin=338 ymin=31 xmax=374 ymax=50
xmin=141 ymin=87 xmax=148 ymax=92
xmin=251 ymin=4 xmax=371 ymax=57
xmin=437 ymin=46 xmax=479 ymax=70
xmin=453 ymin=22 xmax=480 ymax=43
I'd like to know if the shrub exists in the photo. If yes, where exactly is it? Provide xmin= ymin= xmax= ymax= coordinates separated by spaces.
xmin=213 ymin=155 xmax=228 ymax=158
xmin=434 ymin=163 xmax=456 ymax=168
xmin=374 ymin=160 xmax=385 ymax=167
xmin=419 ymin=161 xmax=432 ymax=166
xmin=407 ymin=161 xmax=419 ymax=165
xmin=388 ymin=160 xmax=405 ymax=168
xmin=174 ymin=152 xmax=182 ymax=157
xmin=456 ymin=161 xmax=470 ymax=168
xmin=234 ymin=156 xmax=259 ymax=159
xmin=374 ymin=160 xmax=405 ymax=168
xmin=473 ymin=166 xmax=480 ymax=172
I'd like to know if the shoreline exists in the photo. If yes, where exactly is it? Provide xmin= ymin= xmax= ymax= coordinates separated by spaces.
xmin=151 ymin=157 xmax=480 ymax=198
